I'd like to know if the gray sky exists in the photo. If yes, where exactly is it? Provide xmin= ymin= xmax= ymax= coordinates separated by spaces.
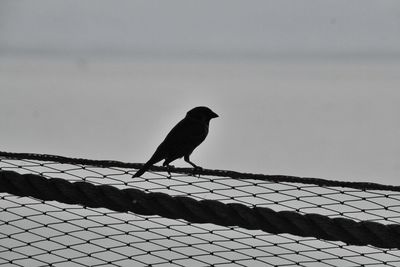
xmin=1 ymin=0 xmax=400 ymax=59
xmin=1 ymin=61 xmax=400 ymax=185
xmin=0 ymin=1 xmax=400 ymax=184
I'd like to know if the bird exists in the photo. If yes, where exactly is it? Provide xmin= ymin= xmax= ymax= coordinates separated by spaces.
xmin=133 ymin=106 xmax=218 ymax=178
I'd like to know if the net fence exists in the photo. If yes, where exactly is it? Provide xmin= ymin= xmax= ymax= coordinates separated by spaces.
xmin=1 ymin=151 xmax=400 ymax=267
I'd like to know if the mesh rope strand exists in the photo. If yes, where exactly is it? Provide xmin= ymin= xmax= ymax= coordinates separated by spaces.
xmin=1 ymin=151 xmax=400 ymax=267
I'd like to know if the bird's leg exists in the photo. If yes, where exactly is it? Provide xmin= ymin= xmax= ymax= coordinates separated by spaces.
xmin=166 ymin=166 xmax=172 ymax=177
xmin=184 ymin=155 xmax=201 ymax=168
xmin=184 ymin=155 xmax=202 ymax=177
xmin=163 ymin=160 xmax=174 ymax=177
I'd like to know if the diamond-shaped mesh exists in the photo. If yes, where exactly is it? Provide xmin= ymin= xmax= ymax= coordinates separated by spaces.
xmin=1 ymin=153 xmax=400 ymax=267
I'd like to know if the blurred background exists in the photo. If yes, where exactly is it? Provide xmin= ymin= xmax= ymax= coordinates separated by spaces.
xmin=1 ymin=0 xmax=400 ymax=184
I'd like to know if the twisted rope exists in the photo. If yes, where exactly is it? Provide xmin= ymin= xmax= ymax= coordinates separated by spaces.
xmin=1 ymin=151 xmax=399 ymax=191
xmin=1 ymin=170 xmax=400 ymax=249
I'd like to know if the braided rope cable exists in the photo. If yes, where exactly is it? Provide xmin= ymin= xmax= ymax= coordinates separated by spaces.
xmin=1 ymin=151 xmax=399 ymax=191
xmin=1 ymin=170 xmax=400 ymax=249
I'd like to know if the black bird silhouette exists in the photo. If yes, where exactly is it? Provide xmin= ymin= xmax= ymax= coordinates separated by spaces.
xmin=133 ymin=106 xmax=218 ymax=177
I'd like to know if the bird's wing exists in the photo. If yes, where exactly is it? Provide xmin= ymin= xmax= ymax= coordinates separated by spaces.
xmin=157 ymin=117 xmax=208 ymax=157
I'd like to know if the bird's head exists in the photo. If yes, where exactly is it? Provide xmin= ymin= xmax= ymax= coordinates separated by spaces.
xmin=187 ymin=106 xmax=218 ymax=122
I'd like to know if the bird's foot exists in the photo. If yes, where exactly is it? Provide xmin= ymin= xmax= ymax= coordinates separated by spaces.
xmin=191 ymin=166 xmax=203 ymax=177
xmin=166 ymin=164 xmax=175 ymax=178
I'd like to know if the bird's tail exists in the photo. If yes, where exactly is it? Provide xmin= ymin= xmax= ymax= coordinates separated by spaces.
xmin=132 ymin=162 xmax=152 ymax=178
xmin=132 ymin=155 xmax=161 ymax=178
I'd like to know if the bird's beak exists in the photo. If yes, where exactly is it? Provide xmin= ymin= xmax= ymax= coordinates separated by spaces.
xmin=211 ymin=112 xmax=219 ymax=118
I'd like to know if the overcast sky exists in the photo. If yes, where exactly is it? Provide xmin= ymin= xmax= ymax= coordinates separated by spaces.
xmin=1 ymin=0 xmax=400 ymax=59
xmin=1 ymin=1 xmax=400 ymax=184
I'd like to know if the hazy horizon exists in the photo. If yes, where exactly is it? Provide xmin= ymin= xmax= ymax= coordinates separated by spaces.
xmin=2 ymin=1 xmax=400 ymax=62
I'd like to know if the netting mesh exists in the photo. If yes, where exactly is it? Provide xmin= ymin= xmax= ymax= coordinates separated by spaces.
xmin=1 ymin=153 xmax=400 ymax=267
